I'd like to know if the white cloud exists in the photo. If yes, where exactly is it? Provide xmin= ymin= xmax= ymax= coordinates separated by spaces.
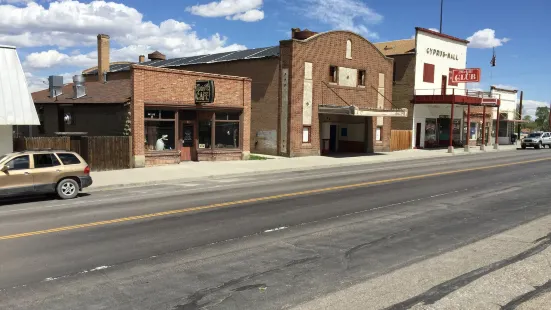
xmin=25 ymin=70 xmax=82 ymax=93
xmin=410 ymin=28 xmax=439 ymax=39
xmin=2 ymin=1 xmax=247 ymax=70
xmin=186 ymin=0 xmax=264 ymax=22
xmin=467 ymin=29 xmax=510 ymax=49
xmin=520 ymin=100 xmax=549 ymax=119
xmin=229 ymin=9 xmax=264 ymax=22
xmin=298 ymin=0 xmax=383 ymax=39
xmin=24 ymin=49 xmax=96 ymax=69
xmin=492 ymin=84 xmax=517 ymax=91
xmin=0 ymin=1 xmax=246 ymax=52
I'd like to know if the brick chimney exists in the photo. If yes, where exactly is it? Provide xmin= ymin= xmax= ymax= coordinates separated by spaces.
xmin=292 ymin=28 xmax=317 ymax=40
xmin=139 ymin=55 xmax=145 ymax=63
xmin=97 ymin=34 xmax=110 ymax=83
xmin=148 ymin=51 xmax=166 ymax=61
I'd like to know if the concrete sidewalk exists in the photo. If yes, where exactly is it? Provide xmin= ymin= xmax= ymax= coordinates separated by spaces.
xmin=87 ymin=145 xmax=519 ymax=191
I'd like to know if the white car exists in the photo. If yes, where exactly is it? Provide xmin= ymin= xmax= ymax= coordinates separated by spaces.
xmin=521 ymin=132 xmax=551 ymax=149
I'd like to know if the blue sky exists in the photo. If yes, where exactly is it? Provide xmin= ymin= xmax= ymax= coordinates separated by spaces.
xmin=1 ymin=0 xmax=549 ymax=117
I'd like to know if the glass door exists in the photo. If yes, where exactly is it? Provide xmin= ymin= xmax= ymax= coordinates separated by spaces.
xmin=180 ymin=123 xmax=195 ymax=161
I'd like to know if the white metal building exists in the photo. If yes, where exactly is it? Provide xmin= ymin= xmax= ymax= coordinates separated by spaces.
xmin=0 ymin=45 xmax=40 ymax=154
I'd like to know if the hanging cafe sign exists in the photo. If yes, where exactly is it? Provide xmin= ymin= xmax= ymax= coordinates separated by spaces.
xmin=426 ymin=48 xmax=459 ymax=61
xmin=195 ymin=80 xmax=215 ymax=104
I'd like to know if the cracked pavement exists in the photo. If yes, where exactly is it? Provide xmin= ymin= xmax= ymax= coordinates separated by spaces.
xmin=1 ymin=150 xmax=551 ymax=309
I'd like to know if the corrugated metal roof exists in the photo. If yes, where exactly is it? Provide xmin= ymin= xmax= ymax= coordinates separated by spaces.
xmin=83 ymin=46 xmax=280 ymax=75
xmin=0 ymin=46 xmax=40 ymax=125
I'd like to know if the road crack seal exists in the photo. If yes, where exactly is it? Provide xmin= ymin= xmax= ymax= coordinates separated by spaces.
xmin=501 ymin=279 xmax=551 ymax=310
xmin=383 ymin=232 xmax=551 ymax=310
xmin=344 ymin=229 xmax=412 ymax=261
xmin=172 ymin=255 xmax=320 ymax=310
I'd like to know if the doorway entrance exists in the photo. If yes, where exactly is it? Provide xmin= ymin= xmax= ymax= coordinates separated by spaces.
xmin=329 ymin=125 xmax=337 ymax=152
xmin=415 ymin=123 xmax=422 ymax=148
xmin=180 ymin=122 xmax=196 ymax=161
xmin=441 ymin=75 xmax=447 ymax=95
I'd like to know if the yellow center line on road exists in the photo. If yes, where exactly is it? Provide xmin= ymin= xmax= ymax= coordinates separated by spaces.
xmin=1 ymin=157 xmax=550 ymax=241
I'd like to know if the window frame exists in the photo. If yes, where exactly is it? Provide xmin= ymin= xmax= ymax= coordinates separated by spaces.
xmin=144 ymin=108 xmax=177 ymax=152
xmin=376 ymin=126 xmax=383 ymax=141
xmin=329 ymin=65 xmax=338 ymax=83
xmin=302 ymin=126 xmax=311 ymax=143
xmin=423 ymin=63 xmax=435 ymax=83
xmin=32 ymin=153 xmax=61 ymax=169
xmin=55 ymin=153 xmax=82 ymax=165
xmin=198 ymin=111 xmax=243 ymax=152
xmin=357 ymin=70 xmax=366 ymax=86
xmin=5 ymin=155 xmax=30 ymax=171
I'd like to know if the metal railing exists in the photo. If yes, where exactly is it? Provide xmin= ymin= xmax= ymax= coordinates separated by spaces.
xmin=414 ymin=88 xmax=501 ymax=99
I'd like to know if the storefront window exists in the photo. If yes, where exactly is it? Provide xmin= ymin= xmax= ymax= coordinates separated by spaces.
xmin=425 ymin=119 xmax=437 ymax=147
xmin=198 ymin=121 xmax=212 ymax=149
xmin=144 ymin=121 xmax=175 ymax=151
xmin=215 ymin=122 xmax=239 ymax=148
xmin=215 ymin=112 xmax=240 ymax=121
xmin=144 ymin=108 xmax=176 ymax=152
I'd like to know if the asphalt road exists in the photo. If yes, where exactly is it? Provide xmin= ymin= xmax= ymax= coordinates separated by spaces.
xmin=1 ymin=150 xmax=551 ymax=309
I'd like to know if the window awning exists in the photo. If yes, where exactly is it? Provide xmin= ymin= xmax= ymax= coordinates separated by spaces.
xmin=319 ymin=105 xmax=408 ymax=117
xmin=0 ymin=45 xmax=40 ymax=125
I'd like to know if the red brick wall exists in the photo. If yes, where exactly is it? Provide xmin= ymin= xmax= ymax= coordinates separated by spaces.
xmin=131 ymin=65 xmax=251 ymax=167
xmin=283 ymin=31 xmax=394 ymax=156
xmin=172 ymin=58 xmax=280 ymax=155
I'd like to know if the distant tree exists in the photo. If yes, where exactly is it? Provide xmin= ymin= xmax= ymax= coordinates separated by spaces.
xmin=534 ymin=106 xmax=550 ymax=130
xmin=523 ymin=115 xmax=532 ymax=122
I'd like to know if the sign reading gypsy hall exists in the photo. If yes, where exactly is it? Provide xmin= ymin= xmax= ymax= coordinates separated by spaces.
xmin=195 ymin=80 xmax=215 ymax=104
xmin=426 ymin=48 xmax=459 ymax=61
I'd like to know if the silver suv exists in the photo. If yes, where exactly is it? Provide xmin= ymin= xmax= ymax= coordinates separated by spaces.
xmin=521 ymin=132 xmax=551 ymax=149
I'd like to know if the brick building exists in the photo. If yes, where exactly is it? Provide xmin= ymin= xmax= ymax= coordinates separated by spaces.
xmin=131 ymin=65 xmax=251 ymax=167
xmin=83 ymin=29 xmax=407 ymax=156
xmin=374 ymin=27 xmax=500 ymax=151
xmin=31 ymin=35 xmax=252 ymax=167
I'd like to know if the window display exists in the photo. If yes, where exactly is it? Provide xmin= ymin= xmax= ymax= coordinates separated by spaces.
xmin=144 ymin=109 xmax=176 ymax=151
xmin=144 ymin=121 xmax=175 ymax=151
xmin=198 ymin=121 xmax=212 ymax=149
xmin=424 ymin=118 xmax=437 ymax=147
xmin=215 ymin=122 xmax=239 ymax=148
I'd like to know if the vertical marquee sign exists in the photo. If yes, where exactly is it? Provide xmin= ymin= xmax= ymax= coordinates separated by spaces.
xmin=195 ymin=80 xmax=215 ymax=104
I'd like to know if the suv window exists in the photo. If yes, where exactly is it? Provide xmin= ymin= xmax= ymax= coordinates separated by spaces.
xmin=56 ymin=153 xmax=81 ymax=165
xmin=33 ymin=154 xmax=61 ymax=169
xmin=6 ymin=155 xmax=30 ymax=170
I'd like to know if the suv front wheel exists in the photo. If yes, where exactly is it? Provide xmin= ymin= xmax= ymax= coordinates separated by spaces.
xmin=57 ymin=179 xmax=79 ymax=199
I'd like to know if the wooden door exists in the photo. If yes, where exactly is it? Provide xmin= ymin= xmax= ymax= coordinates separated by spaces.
xmin=180 ymin=123 xmax=195 ymax=161
xmin=441 ymin=75 xmax=447 ymax=95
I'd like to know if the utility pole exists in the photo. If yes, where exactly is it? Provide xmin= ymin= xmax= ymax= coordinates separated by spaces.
xmin=517 ymin=91 xmax=523 ymax=139
xmin=439 ymin=0 xmax=444 ymax=33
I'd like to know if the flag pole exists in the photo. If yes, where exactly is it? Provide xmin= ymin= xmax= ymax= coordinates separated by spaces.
xmin=439 ymin=0 xmax=444 ymax=33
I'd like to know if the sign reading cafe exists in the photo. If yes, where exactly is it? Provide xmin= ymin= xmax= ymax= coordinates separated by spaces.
xmin=195 ymin=80 xmax=215 ymax=104
xmin=426 ymin=48 xmax=459 ymax=61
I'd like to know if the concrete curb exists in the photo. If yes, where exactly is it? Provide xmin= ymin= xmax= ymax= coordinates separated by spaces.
xmin=85 ymin=147 xmax=518 ymax=193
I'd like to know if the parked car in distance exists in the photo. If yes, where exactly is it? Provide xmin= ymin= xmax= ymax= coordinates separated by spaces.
xmin=521 ymin=132 xmax=551 ymax=149
xmin=0 ymin=150 xmax=92 ymax=199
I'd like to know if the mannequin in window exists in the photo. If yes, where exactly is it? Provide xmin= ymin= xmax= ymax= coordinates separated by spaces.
xmin=156 ymin=135 xmax=168 ymax=151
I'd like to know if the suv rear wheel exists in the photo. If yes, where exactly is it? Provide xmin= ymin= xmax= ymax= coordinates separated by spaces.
xmin=57 ymin=178 xmax=79 ymax=199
